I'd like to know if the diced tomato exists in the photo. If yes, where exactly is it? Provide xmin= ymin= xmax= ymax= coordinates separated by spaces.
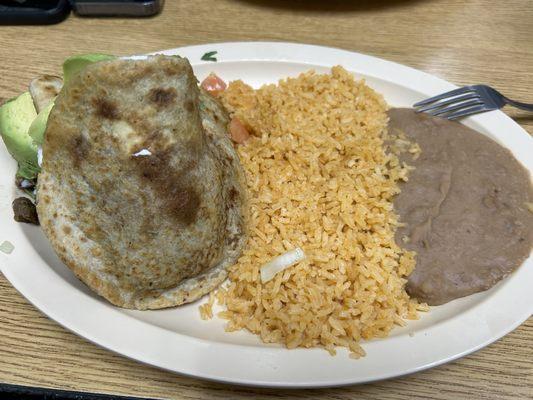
xmin=200 ymin=73 xmax=227 ymax=96
xmin=229 ymin=117 xmax=250 ymax=144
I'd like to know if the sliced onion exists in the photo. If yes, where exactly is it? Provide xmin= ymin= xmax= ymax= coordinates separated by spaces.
xmin=260 ymin=247 xmax=305 ymax=283
xmin=37 ymin=146 xmax=43 ymax=167
xmin=20 ymin=179 xmax=34 ymax=189
xmin=133 ymin=149 xmax=152 ymax=157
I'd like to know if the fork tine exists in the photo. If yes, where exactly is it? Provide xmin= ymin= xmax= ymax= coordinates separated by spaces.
xmin=416 ymin=93 xmax=481 ymax=113
xmin=430 ymin=99 xmax=485 ymax=116
xmin=413 ymin=86 xmax=473 ymax=107
xmin=446 ymin=105 xmax=489 ymax=120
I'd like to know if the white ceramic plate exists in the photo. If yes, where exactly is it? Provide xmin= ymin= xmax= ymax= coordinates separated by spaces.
xmin=1 ymin=42 xmax=532 ymax=388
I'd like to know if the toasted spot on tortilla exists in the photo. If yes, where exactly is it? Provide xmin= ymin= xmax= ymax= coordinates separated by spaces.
xmin=185 ymin=99 xmax=195 ymax=112
xmin=132 ymin=148 xmax=200 ymax=225
xmin=93 ymin=97 xmax=119 ymax=120
xmin=148 ymin=87 xmax=177 ymax=108
xmin=71 ymin=135 xmax=89 ymax=168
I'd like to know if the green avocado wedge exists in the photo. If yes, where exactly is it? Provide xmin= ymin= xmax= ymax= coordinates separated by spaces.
xmin=0 ymin=92 xmax=39 ymax=180
xmin=28 ymin=100 xmax=54 ymax=147
xmin=63 ymin=53 xmax=116 ymax=84
xmin=0 ymin=54 xmax=116 ymax=181
xmin=33 ymin=54 xmax=116 ymax=144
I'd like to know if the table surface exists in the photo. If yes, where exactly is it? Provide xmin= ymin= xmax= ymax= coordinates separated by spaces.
xmin=1 ymin=1 xmax=532 ymax=399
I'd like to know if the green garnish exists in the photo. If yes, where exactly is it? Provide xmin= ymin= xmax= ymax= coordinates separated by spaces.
xmin=0 ymin=240 xmax=14 ymax=254
xmin=0 ymin=92 xmax=39 ymax=180
xmin=201 ymin=51 xmax=218 ymax=62
xmin=63 ymin=54 xmax=116 ymax=84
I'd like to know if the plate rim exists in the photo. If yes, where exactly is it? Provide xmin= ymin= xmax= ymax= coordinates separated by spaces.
xmin=1 ymin=41 xmax=532 ymax=388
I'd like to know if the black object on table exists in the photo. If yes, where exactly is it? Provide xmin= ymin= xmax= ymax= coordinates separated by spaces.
xmin=0 ymin=0 xmax=164 ymax=24
xmin=0 ymin=0 xmax=71 ymax=25
xmin=0 ymin=383 xmax=158 ymax=400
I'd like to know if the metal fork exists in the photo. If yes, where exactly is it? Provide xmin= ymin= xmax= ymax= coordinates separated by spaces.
xmin=413 ymin=84 xmax=533 ymax=120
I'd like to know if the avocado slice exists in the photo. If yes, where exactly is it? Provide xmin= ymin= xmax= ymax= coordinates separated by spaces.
xmin=0 ymin=56 xmax=117 ymax=181
xmin=29 ymin=54 xmax=116 ymax=146
xmin=0 ymin=93 xmax=39 ymax=180
xmin=30 ymin=54 xmax=114 ymax=147
xmin=28 ymin=100 xmax=54 ymax=147
xmin=63 ymin=53 xmax=116 ymax=84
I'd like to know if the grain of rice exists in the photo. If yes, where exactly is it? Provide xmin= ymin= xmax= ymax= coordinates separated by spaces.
xmin=203 ymin=66 xmax=425 ymax=356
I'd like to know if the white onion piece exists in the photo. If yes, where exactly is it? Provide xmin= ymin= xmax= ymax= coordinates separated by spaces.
xmin=37 ymin=146 xmax=43 ymax=167
xmin=133 ymin=149 xmax=152 ymax=157
xmin=20 ymin=179 xmax=33 ymax=189
xmin=260 ymin=247 xmax=305 ymax=283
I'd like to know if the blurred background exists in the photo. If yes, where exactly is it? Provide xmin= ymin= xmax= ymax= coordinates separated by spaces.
xmin=1 ymin=0 xmax=531 ymax=105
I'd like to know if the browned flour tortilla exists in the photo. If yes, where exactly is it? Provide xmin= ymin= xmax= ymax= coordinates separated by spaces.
xmin=37 ymin=56 xmax=247 ymax=310
xmin=389 ymin=108 xmax=533 ymax=305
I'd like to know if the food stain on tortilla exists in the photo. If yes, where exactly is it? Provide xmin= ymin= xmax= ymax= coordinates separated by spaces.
xmin=131 ymin=146 xmax=200 ymax=226
xmin=148 ymin=87 xmax=177 ymax=108
xmin=71 ymin=134 xmax=90 ymax=168
xmin=92 ymin=97 xmax=119 ymax=120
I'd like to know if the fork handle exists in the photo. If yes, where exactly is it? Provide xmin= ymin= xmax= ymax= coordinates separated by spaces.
xmin=503 ymin=97 xmax=533 ymax=111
